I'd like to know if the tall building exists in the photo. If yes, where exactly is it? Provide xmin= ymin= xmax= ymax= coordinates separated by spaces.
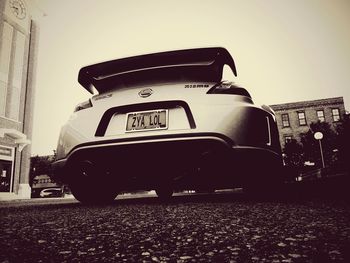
xmin=0 ymin=0 xmax=39 ymax=199
xmin=270 ymin=97 xmax=346 ymax=149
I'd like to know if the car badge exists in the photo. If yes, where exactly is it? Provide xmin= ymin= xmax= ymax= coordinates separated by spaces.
xmin=138 ymin=88 xmax=153 ymax=98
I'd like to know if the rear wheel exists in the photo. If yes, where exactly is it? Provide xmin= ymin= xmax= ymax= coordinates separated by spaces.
xmin=244 ymin=163 xmax=284 ymax=199
xmin=70 ymin=183 xmax=118 ymax=204
xmin=155 ymin=187 xmax=173 ymax=200
xmin=194 ymin=188 xmax=215 ymax=194
xmin=244 ymin=181 xmax=282 ymax=199
xmin=69 ymin=161 xmax=118 ymax=204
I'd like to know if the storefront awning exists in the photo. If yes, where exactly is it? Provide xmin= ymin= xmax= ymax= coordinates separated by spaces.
xmin=0 ymin=129 xmax=31 ymax=152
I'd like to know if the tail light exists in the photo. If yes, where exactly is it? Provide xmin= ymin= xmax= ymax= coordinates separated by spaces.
xmin=207 ymin=82 xmax=252 ymax=98
xmin=74 ymin=99 xmax=93 ymax=112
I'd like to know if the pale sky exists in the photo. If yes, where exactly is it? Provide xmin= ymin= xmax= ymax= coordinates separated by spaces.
xmin=31 ymin=0 xmax=350 ymax=156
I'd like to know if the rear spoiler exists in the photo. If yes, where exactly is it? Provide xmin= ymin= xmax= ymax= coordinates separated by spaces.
xmin=78 ymin=47 xmax=237 ymax=94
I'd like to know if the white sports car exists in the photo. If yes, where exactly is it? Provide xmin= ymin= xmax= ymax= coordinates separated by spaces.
xmin=52 ymin=47 xmax=283 ymax=203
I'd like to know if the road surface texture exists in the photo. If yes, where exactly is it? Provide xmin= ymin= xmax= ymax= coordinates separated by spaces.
xmin=1 ymin=192 xmax=350 ymax=262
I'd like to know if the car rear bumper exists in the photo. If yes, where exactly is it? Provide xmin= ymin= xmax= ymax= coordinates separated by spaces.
xmin=52 ymin=132 xmax=282 ymax=189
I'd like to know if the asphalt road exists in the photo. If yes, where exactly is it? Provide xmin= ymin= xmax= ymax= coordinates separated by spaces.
xmin=1 ymin=191 xmax=350 ymax=262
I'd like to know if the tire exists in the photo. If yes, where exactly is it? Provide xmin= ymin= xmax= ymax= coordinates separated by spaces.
xmin=244 ymin=164 xmax=284 ymax=200
xmin=69 ymin=161 xmax=118 ymax=204
xmin=244 ymin=181 xmax=282 ymax=200
xmin=194 ymin=188 xmax=215 ymax=194
xmin=70 ymin=183 xmax=118 ymax=204
xmin=155 ymin=187 xmax=173 ymax=200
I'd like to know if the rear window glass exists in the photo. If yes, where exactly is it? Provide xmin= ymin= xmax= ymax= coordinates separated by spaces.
xmin=98 ymin=65 xmax=221 ymax=92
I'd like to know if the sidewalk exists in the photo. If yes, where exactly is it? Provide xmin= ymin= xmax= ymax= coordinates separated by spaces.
xmin=0 ymin=192 xmax=24 ymax=201
xmin=0 ymin=194 xmax=77 ymax=207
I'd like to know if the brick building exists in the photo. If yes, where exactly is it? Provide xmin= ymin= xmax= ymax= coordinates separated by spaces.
xmin=0 ymin=0 xmax=39 ymax=199
xmin=270 ymin=97 xmax=346 ymax=149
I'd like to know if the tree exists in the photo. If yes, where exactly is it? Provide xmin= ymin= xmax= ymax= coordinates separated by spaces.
xmin=336 ymin=113 xmax=350 ymax=173
xmin=282 ymin=139 xmax=305 ymax=181
xmin=300 ymin=121 xmax=338 ymax=169
xmin=283 ymin=139 xmax=304 ymax=169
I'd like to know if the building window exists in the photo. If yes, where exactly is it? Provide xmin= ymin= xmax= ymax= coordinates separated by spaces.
xmin=0 ymin=22 xmax=26 ymax=120
xmin=284 ymin=136 xmax=292 ymax=144
xmin=332 ymin=108 xmax=340 ymax=122
xmin=281 ymin=113 xmax=290 ymax=127
xmin=316 ymin=110 xmax=325 ymax=122
xmin=0 ymin=146 xmax=14 ymax=193
xmin=0 ymin=22 xmax=14 ymax=117
xmin=298 ymin=111 xmax=307 ymax=126
xmin=8 ymin=31 xmax=26 ymax=120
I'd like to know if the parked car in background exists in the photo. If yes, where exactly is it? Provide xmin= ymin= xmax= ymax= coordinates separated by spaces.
xmin=52 ymin=47 xmax=283 ymax=204
xmin=31 ymin=174 xmax=61 ymax=198
xmin=39 ymin=188 xmax=63 ymax=198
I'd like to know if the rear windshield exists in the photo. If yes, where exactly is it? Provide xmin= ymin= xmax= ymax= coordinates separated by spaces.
xmin=96 ymin=65 xmax=221 ymax=93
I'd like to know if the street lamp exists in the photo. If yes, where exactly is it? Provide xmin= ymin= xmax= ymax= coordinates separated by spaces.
xmin=314 ymin=131 xmax=325 ymax=169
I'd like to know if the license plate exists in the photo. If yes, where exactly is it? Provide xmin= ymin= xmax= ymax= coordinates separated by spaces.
xmin=125 ymin=109 xmax=168 ymax=132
